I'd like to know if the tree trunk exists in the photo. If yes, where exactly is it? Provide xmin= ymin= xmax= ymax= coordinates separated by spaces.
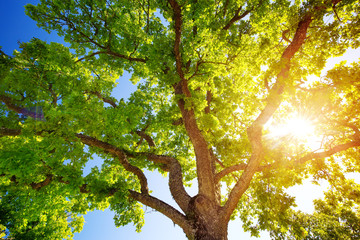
xmin=193 ymin=224 xmax=228 ymax=240
xmin=187 ymin=195 xmax=228 ymax=240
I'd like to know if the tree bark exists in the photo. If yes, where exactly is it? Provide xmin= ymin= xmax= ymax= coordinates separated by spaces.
xmin=186 ymin=194 xmax=228 ymax=240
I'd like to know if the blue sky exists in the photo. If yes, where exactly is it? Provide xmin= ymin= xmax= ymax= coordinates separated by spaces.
xmin=0 ymin=1 xmax=270 ymax=239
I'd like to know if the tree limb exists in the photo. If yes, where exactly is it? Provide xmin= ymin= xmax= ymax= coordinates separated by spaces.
xmin=0 ymin=94 xmax=41 ymax=119
xmin=214 ymin=163 xmax=247 ymax=183
xmin=107 ymin=50 xmax=147 ymax=63
xmin=142 ymin=153 xmax=191 ymax=212
xmin=168 ymin=0 xmax=216 ymax=203
xmin=221 ymin=12 xmax=313 ymax=222
xmin=0 ymin=127 xmax=21 ymax=137
xmin=205 ymin=90 xmax=212 ymax=114
xmin=0 ymin=124 xmax=191 ymax=214
xmin=75 ymin=133 xmax=149 ymax=194
xmin=129 ymin=190 xmax=194 ymax=237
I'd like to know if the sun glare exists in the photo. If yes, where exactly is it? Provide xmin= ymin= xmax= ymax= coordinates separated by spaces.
xmin=267 ymin=116 xmax=320 ymax=150
xmin=284 ymin=118 xmax=315 ymax=139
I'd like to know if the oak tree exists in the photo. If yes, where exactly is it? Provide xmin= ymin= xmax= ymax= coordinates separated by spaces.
xmin=1 ymin=0 xmax=360 ymax=239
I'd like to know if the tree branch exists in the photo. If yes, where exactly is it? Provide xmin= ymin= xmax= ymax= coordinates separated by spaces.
xmin=5 ymin=173 xmax=90 ymax=193
xmin=0 ymin=127 xmax=21 ymax=137
xmin=0 ymin=124 xmax=191 ymax=214
xmin=205 ymin=90 xmax=212 ymax=114
xmin=133 ymin=152 xmax=191 ymax=213
xmin=0 ymin=94 xmax=41 ymax=119
xmin=172 ymin=118 xmax=183 ymax=126
xmin=168 ymin=0 xmax=216 ymax=202
xmin=295 ymin=140 xmax=360 ymax=166
xmin=129 ymin=190 xmax=193 ymax=237
xmin=135 ymin=130 xmax=155 ymax=148
xmin=75 ymin=133 xmax=149 ymax=194
xmin=221 ymin=12 xmax=313 ymax=222
xmin=75 ymin=49 xmax=147 ymax=63
xmin=222 ymin=6 xmax=251 ymax=30
xmin=30 ymin=174 xmax=54 ymax=190
xmin=107 ymin=50 xmax=147 ymax=63
xmin=167 ymin=0 xmax=185 ymax=80
xmin=215 ymin=163 xmax=247 ymax=183
xmin=87 ymin=90 xmax=118 ymax=108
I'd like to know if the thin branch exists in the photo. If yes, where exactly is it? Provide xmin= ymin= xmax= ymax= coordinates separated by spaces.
xmin=215 ymin=162 xmax=276 ymax=183
xmin=223 ymin=0 xmax=230 ymax=17
xmin=295 ymin=140 xmax=360 ymax=165
xmin=215 ymin=163 xmax=247 ymax=183
xmin=75 ymin=50 xmax=147 ymax=63
xmin=6 ymin=173 xmax=90 ymax=193
xmin=337 ymin=120 xmax=360 ymax=140
xmin=223 ymin=7 xmax=251 ymax=30
xmin=135 ymin=130 xmax=155 ymax=147
xmin=172 ymin=118 xmax=183 ymax=126
xmin=75 ymin=51 xmax=106 ymax=63
xmin=107 ymin=50 xmax=147 ymax=63
xmin=87 ymin=91 xmax=118 ymax=108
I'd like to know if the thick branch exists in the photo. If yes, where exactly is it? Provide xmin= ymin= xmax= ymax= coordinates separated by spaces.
xmin=0 ymin=125 xmax=191 ymax=214
xmin=0 ymin=127 xmax=21 ymax=137
xmin=168 ymin=0 xmax=216 ymax=202
xmin=75 ymin=133 xmax=149 ymax=194
xmin=129 ymin=190 xmax=193 ymax=237
xmin=221 ymin=12 xmax=313 ymax=222
xmin=0 ymin=94 xmax=40 ymax=119
xmin=172 ymin=118 xmax=183 ymax=126
xmin=136 ymin=152 xmax=191 ymax=213
xmin=205 ymin=90 xmax=212 ymax=114
xmin=30 ymin=174 xmax=53 ymax=190
xmin=167 ymin=0 xmax=185 ymax=80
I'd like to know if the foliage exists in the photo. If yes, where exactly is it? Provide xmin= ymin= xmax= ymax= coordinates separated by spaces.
xmin=1 ymin=0 xmax=360 ymax=239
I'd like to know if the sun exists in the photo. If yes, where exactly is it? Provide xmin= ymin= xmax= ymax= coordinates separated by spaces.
xmin=266 ymin=115 xmax=320 ymax=150
xmin=283 ymin=117 xmax=315 ymax=139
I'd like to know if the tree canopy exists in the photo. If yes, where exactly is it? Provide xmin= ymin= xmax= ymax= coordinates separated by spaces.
xmin=1 ymin=0 xmax=360 ymax=239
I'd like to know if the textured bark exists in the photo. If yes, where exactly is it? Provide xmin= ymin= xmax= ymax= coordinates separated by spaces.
xmin=187 ymin=195 xmax=228 ymax=240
